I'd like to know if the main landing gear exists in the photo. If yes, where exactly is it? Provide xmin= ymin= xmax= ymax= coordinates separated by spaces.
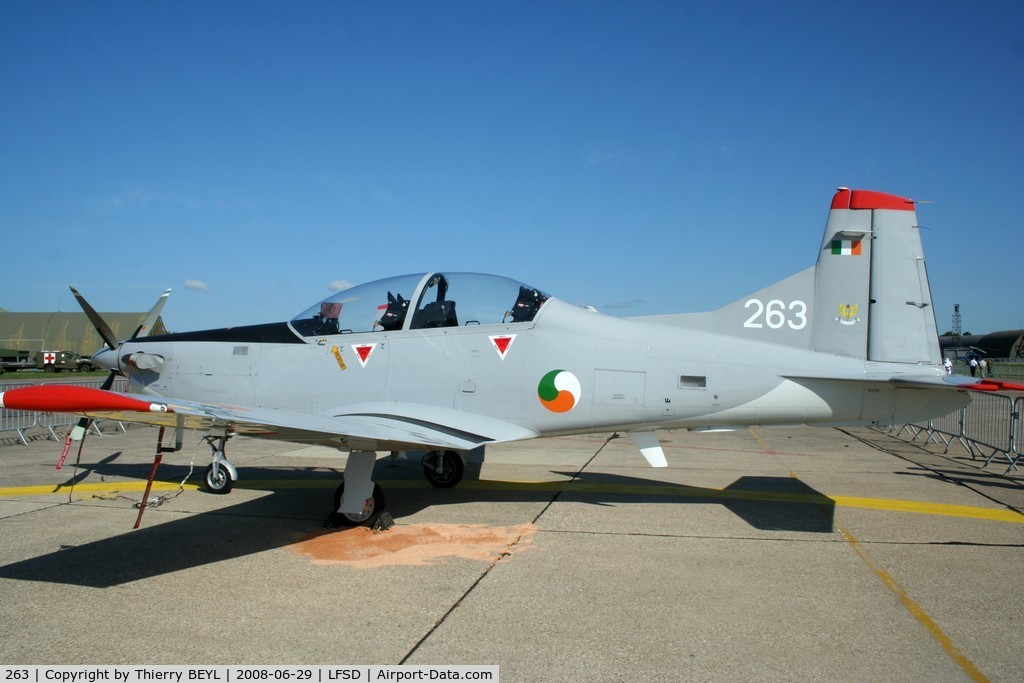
xmin=325 ymin=450 xmax=388 ymax=528
xmin=329 ymin=480 xmax=387 ymax=527
xmin=324 ymin=449 xmax=468 ymax=528
xmin=421 ymin=450 xmax=465 ymax=488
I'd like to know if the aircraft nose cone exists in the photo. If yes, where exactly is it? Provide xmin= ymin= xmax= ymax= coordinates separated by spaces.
xmin=91 ymin=348 xmax=119 ymax=372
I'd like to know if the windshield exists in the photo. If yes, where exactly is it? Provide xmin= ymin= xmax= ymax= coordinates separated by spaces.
xmin=290 ymin=273 xmax=425 ymax=336
xmin=290 ymin=272 xmax=548 ymax=337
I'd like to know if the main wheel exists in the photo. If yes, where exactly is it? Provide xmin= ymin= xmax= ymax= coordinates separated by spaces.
xmin=204 ymin=463 xmax=234 ymax=494
xmin=330 ymin=481 xmax=386 ymax=527
xmin=422 ymin=450 xmax=464 ymax=488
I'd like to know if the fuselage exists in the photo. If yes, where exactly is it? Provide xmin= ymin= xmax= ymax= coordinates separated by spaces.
xmin=101 ymin=274 xmax=966 ymax=441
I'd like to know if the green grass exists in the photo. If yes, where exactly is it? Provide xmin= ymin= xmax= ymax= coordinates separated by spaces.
xmin=0 ymin=369 xmax=109 ymax=381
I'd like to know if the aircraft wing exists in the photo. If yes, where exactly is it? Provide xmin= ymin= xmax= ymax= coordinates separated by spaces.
xmin=0 ymin=385 xmax=538 ymax=451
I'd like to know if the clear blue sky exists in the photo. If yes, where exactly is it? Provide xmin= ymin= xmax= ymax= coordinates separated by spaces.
xmin=2 ymin=1 xmax=1021 ymax=335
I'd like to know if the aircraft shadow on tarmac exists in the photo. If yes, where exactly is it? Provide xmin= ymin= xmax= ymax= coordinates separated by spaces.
xmin=544 ymin=470 xmax=835 ymax=533
xmin=0 ymin=461 xmax=834 ymax=588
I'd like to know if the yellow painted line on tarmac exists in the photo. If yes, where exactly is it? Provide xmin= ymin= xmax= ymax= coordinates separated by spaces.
xmin=746 ymin=426 xmax=774 ymax=453
xmin=828 ymin=494 xmax=1024 ymax=525
xmin=839 ymin=524 xmax=990 ymax=683
xmin=1 ymin=478 xmax=1022 ymax=525
xmin=0 ymin=481 xmax=201 ymax=497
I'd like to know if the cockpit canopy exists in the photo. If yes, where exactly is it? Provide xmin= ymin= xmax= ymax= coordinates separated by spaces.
xmin=289 ymin=272 xmax=549 ymax=338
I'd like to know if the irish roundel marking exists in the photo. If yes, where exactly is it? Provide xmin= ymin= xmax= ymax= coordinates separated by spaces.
xmin=537 ymin=370 xmax=581 ymax=413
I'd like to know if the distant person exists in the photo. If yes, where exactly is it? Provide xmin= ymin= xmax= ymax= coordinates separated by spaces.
xmin=979 ymin=358 xmax=988 ymax=378
xmin=968 ymin=357 xmax=978 ymax=377
xmin=944 ymin=357 xmax=953 ymax=375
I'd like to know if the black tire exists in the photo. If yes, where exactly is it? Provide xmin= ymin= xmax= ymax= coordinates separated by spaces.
xmin=44 ymin=363 xmax=56 ymax=373
xmin=423 ymin=450 xmax=464 ymax=488
xmin=330 ymin=481 xmax=385 ymax=527
xmin=204 ymin=463 xmax=234 ymax=494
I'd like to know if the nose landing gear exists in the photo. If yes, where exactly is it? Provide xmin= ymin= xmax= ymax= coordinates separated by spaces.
xmin=201 ymin=434 xmax=237 ymax=494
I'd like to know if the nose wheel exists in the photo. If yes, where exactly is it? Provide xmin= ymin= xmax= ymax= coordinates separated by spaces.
xmin=422 ymin=450 xmax=464 ymax=488
xmin=204 ymin=462 xmax=234 ymax=494
xmin=201 ymin=434 xmax=237 ymax=494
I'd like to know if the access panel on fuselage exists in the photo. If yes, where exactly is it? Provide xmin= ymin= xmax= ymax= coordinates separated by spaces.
xmin=252 ymin=336 xmax=392 ymax=415
xmin=384 ymin=324 xmax=529 ymax=420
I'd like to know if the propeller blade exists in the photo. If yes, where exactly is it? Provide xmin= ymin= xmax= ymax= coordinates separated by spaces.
xmin=65 ymin=285 xmax=158 ymax=454
xmin=69 ymin=370 xmax=117 ymax=443
xmin=99 ymin=369 xmax=116 ymax=391
xmin=69 ymin=286 xmax=119 ymax=350
xmin=131 ymin=288 xmax=171 ymax=340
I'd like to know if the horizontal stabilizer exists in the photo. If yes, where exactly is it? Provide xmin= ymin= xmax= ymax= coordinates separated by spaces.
xmin=879 ymin=375 xmax=1024 ymax=392
xmin=782 ymin=373 xmax=1005 ymax=391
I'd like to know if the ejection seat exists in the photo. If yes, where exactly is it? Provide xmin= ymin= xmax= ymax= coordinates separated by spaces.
xmin=412 ymin=300 xmax=458 ymax=328
xmin=378 ymin=292 xmax=409 ymax=331
xmin=505 ymin=286 xmax=547 ymax=323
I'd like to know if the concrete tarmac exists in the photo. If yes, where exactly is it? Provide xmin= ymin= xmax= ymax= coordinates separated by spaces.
xmin=0 ymin=423 xmax=1022 ymax=681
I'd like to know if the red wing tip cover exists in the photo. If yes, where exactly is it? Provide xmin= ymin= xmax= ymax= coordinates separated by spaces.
xmin=831 ymin=188 xmax=914 ymax=211
xmin=964 ymin=379 xmax=1024 ymax=393
xmin=0 ymin=385 xmax=170 ymax=413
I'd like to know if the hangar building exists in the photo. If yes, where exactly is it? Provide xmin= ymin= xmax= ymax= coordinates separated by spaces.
xmin=0 ymin=309 xmax=168 ymax=356
xmin=938 ymin=330 xmax=1024 ymax=360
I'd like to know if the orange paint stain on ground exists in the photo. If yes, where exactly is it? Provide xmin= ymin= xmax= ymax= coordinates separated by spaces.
xmin=289 ymin=523 xmax=537 ymax=568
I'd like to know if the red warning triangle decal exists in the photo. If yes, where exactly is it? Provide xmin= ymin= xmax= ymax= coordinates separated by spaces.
xmin=352 ymin=343 xmax=376 ymax=368
xmin=488 ymin=334 xmax=516 ymax=360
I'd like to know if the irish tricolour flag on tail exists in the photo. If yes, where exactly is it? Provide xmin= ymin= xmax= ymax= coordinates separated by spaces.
xmin=830 ymin=238 xmax=862 ymax=256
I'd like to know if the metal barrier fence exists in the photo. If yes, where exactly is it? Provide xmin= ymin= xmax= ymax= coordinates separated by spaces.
xmin=1015 ymin=397 xmax=1023 ymax=471
xmin=0 ymin=377 xmax=130 ymax=445
xmin=0 ymin=381 xmax=38 ymax=445
xmin=883 ymin=392 xmax=1023 ymax=474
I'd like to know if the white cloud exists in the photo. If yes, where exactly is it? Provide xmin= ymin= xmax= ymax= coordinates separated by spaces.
xmin=185 ymin=279 xmax=211 ymax=292
xmin=329 ymin=279 xmax=355 ymax=292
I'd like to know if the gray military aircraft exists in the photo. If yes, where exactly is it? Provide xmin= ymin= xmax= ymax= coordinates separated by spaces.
xmin=0 ymin=188 xmax=1004 ymax=527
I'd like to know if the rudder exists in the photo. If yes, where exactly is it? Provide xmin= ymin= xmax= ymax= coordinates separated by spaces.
xmin=812 ymin=188 xmax=941 ymax=364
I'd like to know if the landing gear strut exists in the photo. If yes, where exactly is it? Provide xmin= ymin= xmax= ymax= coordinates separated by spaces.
xmin=422 ymin=450 xmax=464 ymax=488
xmin=202 ymin=434 xmax=237 ymax=494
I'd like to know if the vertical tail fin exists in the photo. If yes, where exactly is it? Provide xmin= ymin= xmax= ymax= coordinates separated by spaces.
xmin=635 ymin=188 xmax=942 ymax=367
xmin=811 ymin=188 xmax=941 ymax=364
